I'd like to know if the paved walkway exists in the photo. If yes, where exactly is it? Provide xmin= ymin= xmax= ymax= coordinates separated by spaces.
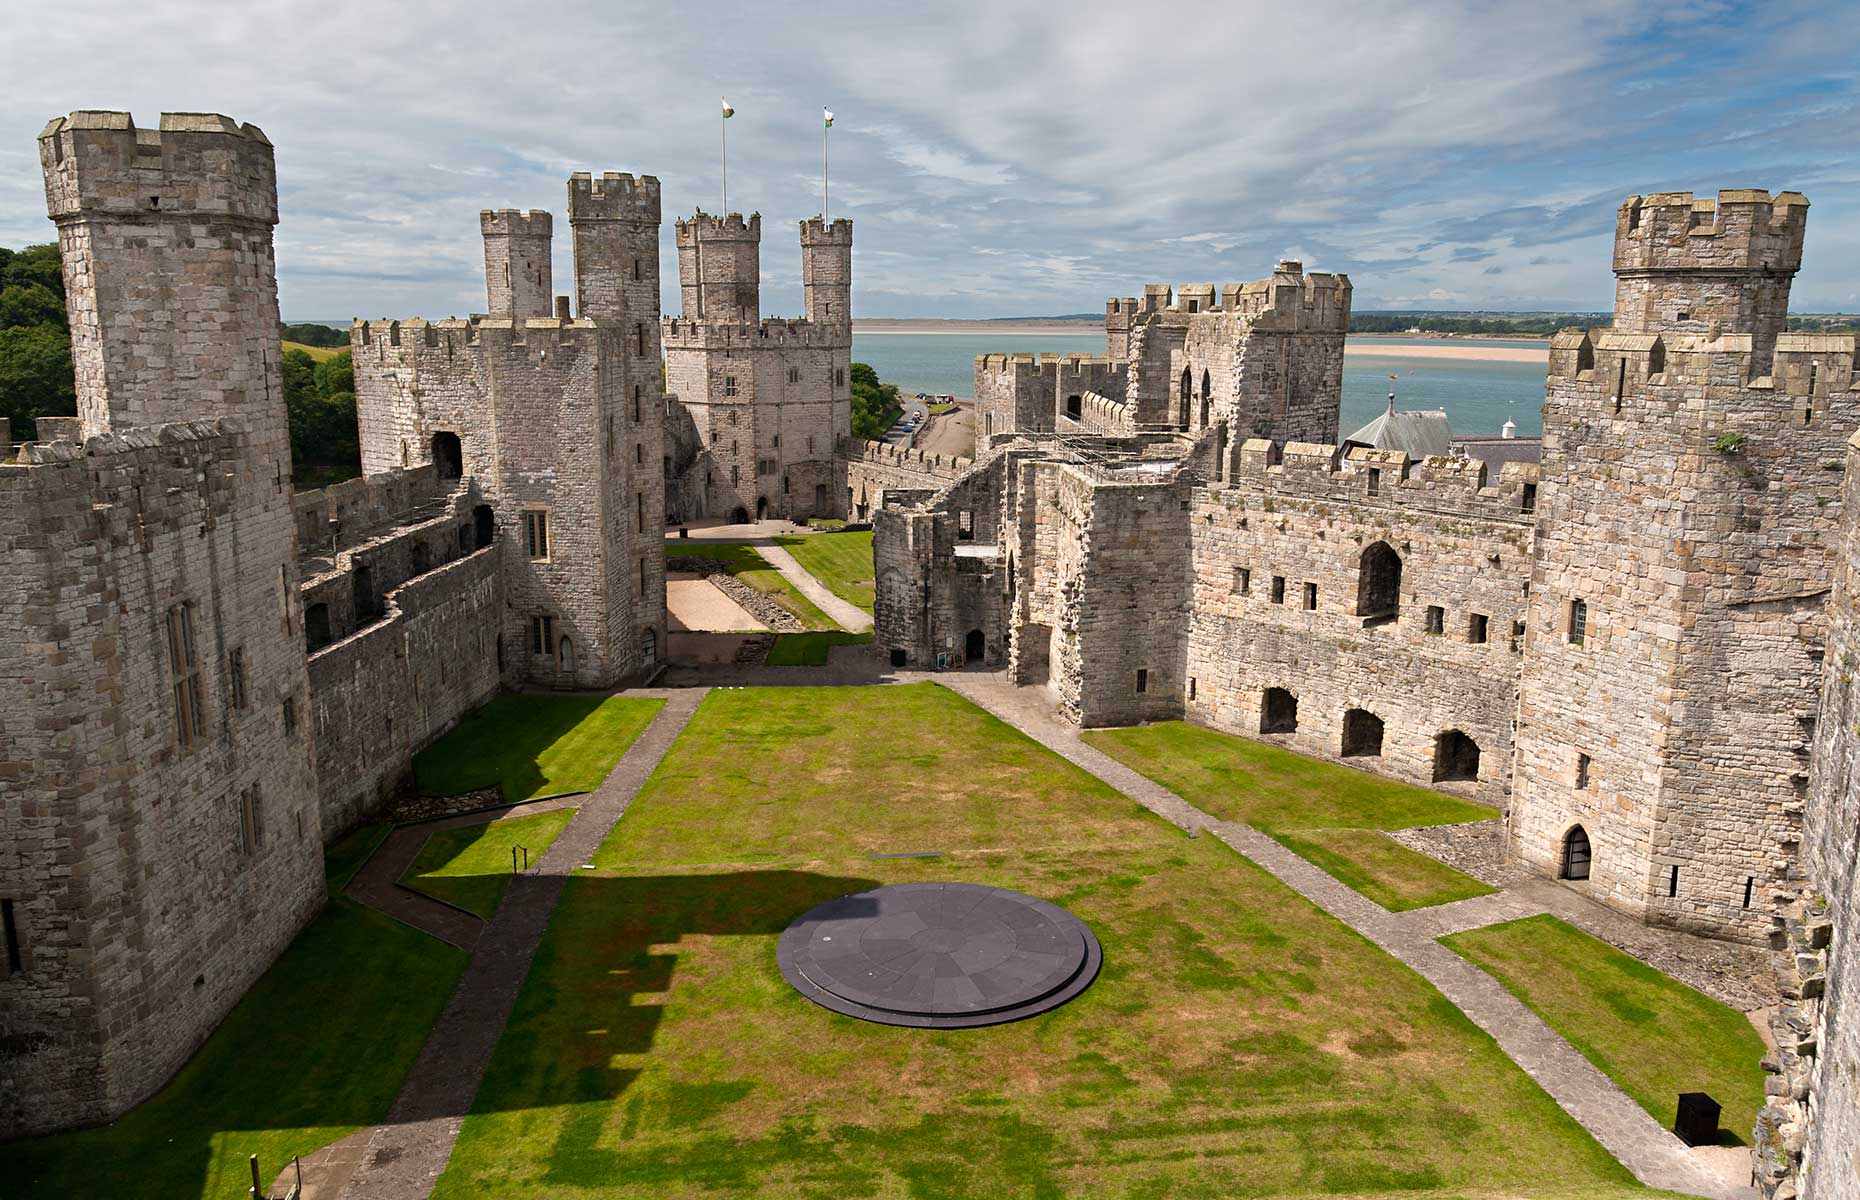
xmin=754 ymin=540 xmax=873 ymax=632
xmin=330 ymin=690 xmax=707 ymax=1200
xmin=939 ymin=673 xmax=1747 ymax=1200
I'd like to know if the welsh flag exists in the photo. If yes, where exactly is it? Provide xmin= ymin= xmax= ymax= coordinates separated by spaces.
xmin=824 ymin=108 xmax=834 ymax=128
xmin=721 ymin=98 xmax=734 ymax=119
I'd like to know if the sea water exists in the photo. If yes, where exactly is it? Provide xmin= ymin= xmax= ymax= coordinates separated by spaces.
xmin=852 ymin=333 xmax=1550 ymax=438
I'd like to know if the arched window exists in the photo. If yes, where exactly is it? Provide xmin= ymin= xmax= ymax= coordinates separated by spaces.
xmin=1561 ymin=826 xmax=1592 ymax=880
xmin=640 ymin=628 xmax=657 ymax=666
xmin=1180 ymin=366 xmax=1192 ymax=401
xmin=1341 ymin=708 xmax=1384 ymax=757
xmin=1357 ymin=542 xmax=1402 ymax=621
xmin=1261 ymin=688 xmax=1298 ymax=734
xmin=1433 ymin=730 xmax=1480 ymax=782
xmin=1200 ymin=369 xmax=1211 ymax=427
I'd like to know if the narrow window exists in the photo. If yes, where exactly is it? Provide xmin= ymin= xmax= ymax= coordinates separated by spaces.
xmin=1568 ymin=599 xmax=1587 ymax=646
xmin=524 ymin=510 xmax=550 ymax=560
xmin=166 ymin=602 xmax=205 ymax=747
xmin=1271 ymin=576 xmax=1286 ymax=604
xmin=1367 ymin=467 xmax=1380 ymax=496
xmin=1136 ymin=669 xmax=1148 ymax=694
xmin=638 ymin=558 xmax=648 ymax=596
xmin=633 ymin=385 xmax=642 ymax=423
xmin=1575 ymin=752 xmax=1592 ymax=789
xmin=1521 ymin=483 xmax=1537 ymax=513
xmin=238 ymin=784 xmax=262 ymax=856
xmin=1188 ymin=677 xmax=1197 ymax=701
xmin=632 ymin=257 xmax=641 ymax=280
xmin=635 ymin=444 xmax=644 ymax=467
xmin=530 ymin=614 xmax=554 ymax=656
xmin=725 ymin=375 xmax=739 ymax=397
xmin=1302 ymin=582 xmax=1317 ymax=611
xmin=1469 ymin=613 xmax=1489 ymax=644
xmin=282 ymin=696 xmax=297 ymax=737
xmin=1743 ymin=876 xmax=1754 ymax=908
xmin=278 ymin=564 xmax=292 ymax=631
xmin=1668 ymin=864 xmax=1679 ymax=897
xmin=808 ymin=436 xmax=816 ymax=453
xmin=1236 ymin=567 xmax=1251 ymax=595
xmin=635 ymin=323 xmax=646 ymax=355
xmin=228 ymin=647 xmax=247 ymax=711
xmin=2 ymin=899 xmax=23 ymax=975
xmin=1613 ymin=359 xmax=1626 ymax=413
xmin=835 ymin=368 xmax=845 ymax=388
xmin=636 ymin=492 xmax=645 ymax=533
xmin=1426 ymin=605 xmax=1444 ymax=635
xmin=788 ymin=366 xmax=800 ymax=384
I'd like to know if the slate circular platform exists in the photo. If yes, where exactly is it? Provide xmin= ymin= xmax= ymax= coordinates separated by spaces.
xmin=776 ymin=882 xmax=1102 ymax=1028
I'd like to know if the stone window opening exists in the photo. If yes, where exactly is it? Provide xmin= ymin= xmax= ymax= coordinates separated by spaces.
xmin=1302 ymin=582 xmax=1317 ymax=611
xmin=958 ymin=510 xmax=974 ymax=541
xmin=1521 ymin=482 xmax=1537 ymax=513
xmin=432 ymin=431 xmax=463 ymax=480
xmin=279 ymin=564 xmax=292 ymax=632
xmin=788 ymin=366 xmax=800 ymax=384
xmin=305 ymin=603 xmax=332 ymax=654
xmin=1200 ymin=370 xmax=1211 ymax=427
xmin=632 ymin=258 xmax=642 ymax=280
xmin=530 ymin=614 xmax=555 ymax=657
xmin=773 ymin=434 xmax=781 ymax=448
xmin=1469 ymin=612 xmax=1489 ymax=644
xmin=1567 ymin=599 xmax=1588 ymax=646
xmin=1188 ymin=677 xmax=1197 ymax=701
xmin=1270 ymin=575 xmax=1286 ymax=604
xmin=636 ymin=492 xmax=645 ymax=533
xmin=237 ymin=783 xmax=263 ymax=856
xmin=1367 ymin=467 xmax=1381 ymax=496
xmin=1433 ymin=729 xmax=1480 ymax=782
xmin=1236 ymin=567 xmax=1251 ymax=595
xmin=835 ymin=368 xmax=845 ymax=388
xmin=724 ymin=375 xmax=739 ymax=397
xmin=1356 ymin=541 xmax=1401 ymax=625
xmin=2 ymin=898 xmax=23 ymax=976
xmin=1261 ymin=687 xmax=1298 ymax=734
xmin=636 ymin=323 xmax=647 ymax=355
xmin=808 ymin=436 xmax=816 ymax=454
xmin=1561 ymin=826 xmax=1591 ymax=880
xmin=635 ymin=443 xmax=645 ymax=467
xmin=228 ymin=646 xmax=247 ymax=712
xmin=1575 ymin=752 xmax=1592 ymax=789
xmin=1510 ymin=619 xmax=1527 ymax=652
xmin=1743 ymin=877 xmax=1755 ymax=908
xmin=411 ymin=541 xmax=431 ymax=575
xmin=1136 ymin=668 xmax=1148 ymax=694
xmin=1612 ymin=359 xmax=1626 ymax=413
xmin=1668 ymin=865 xmax=1680 ymax=897
xmin=638 ymin=558 xmax=648 ymax=596
xmin=166 ymin=601 xmax=206 ymax=747
xmin=1341 ymin=708 xmax=1384 ymax=757
xmin=283 ymin=696 xmax=297 ymax=737
xmin=1066 ymin=394 xmax=1082 ymax=420
xmin=1425 ymin=605 xmax=1444 ymax=635
xmin=1576 ymin=339 xmax=1596 ymax=374
xmin=633 ymin=385 xmax=642 ymax=424
xmin=783 ymin=476 xmax=791 ymax=495
xmin=524 ymin=510 xmax=550 ymax=560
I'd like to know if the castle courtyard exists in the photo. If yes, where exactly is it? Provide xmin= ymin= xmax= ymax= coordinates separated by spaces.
xmin=9 ymin=674 xmax=1767 ymax=1199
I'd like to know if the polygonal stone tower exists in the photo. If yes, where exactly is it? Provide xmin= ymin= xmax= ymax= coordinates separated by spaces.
xmin=801 ymin=215 xmax=852 ymax=329
xmin=676 ymin=211 xmax=760 ymax=324
xmin=480 ymin=208 xmax=553 ymax=318
xmin=1511 ymin=188 xmax=1857 ymax=943
xmin=567 ymin=171 xmax=661 ymax=322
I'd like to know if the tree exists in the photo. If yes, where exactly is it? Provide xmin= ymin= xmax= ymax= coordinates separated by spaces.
xmin=848 ymin=361 xmax=901 ymax=440
xmin=0 ymin=282 xmax=65 ymax=330
xmin=0 ymin=325 xmax=77 ymax=440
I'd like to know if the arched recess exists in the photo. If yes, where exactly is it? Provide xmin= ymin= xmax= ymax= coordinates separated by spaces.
xmin=431 ymin=431 xmax=463 ymax=480
xmin=1261 ymin=688 xmax=1298 ymax=734
xmin=1433 ymin=729 xmax=1480 ymax=782
xmin=1561 ymin=826 xmax=1592 ymax=880
xmin=1200 ymin=369 xmax=1211 ymax=427
xmin=1341 ymin=708 xmax=1384 ymax=757
xmin=1357 ymin=541 xmax=1402 ymax=621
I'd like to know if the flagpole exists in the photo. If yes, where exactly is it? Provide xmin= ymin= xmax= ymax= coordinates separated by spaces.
xmin=721 ymin=110 xmax=728 ymax=214
xmin=823 ymin=119 xmax=829 ymax=221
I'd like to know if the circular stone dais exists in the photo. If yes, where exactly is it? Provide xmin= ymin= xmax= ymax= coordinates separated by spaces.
xmin=776 ymin=882 xmax=1102 ymax=1028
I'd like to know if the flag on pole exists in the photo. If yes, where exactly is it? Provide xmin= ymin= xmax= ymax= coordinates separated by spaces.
xmin=721 ymin=98 xmax=735 ymax=118
xmin=824 ymin=108 xmax=834 ymax=127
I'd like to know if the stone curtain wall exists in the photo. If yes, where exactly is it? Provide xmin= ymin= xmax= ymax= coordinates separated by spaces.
xmin=0 ymin=423 xmax=324 ymax=1137
xmin=308 ymin=546 xmax=502 ymax=836
xmin=1184 ymin=442 xmax=1537 ymax=805
xmin=847 ymin=438 xmax=973 ymax=520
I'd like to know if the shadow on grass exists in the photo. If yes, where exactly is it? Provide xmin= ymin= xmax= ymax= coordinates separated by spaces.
xmin=411 ymin=695 xmax=659 ymax=803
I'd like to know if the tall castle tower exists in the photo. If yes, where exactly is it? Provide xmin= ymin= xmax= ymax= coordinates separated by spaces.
xmin=1510 ymin=189 xmax=1854 ymax=942
xmin=662 ymin=210 xmax=852 ymax=524
xmin=480 ymin=209 xmax=553 ymax=318
xmin=2 ymin=111 xmax=324 ymax=1135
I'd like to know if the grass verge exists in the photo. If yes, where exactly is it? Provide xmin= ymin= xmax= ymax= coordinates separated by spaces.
xmin=401 ymin=807 xmax=578 ymax=918
xmin=1443 ymin=914 xmax=1767 ymax=1144
xmin=1082 ymin=720 xmax=1495 ymax=911
xmin=412 ymin=694 xmax=664 ymax=801
xmin=666 ymin=543 xmax=839 ymax=630
xmin=772 ymin=530 xmax=875 ymax=614
xmin=766 ymin=630 xmax=872 ymax=665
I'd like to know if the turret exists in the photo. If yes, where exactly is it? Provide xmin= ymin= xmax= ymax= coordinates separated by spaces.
xmin=38 ymin=111 xmax=284 ymax=448
xmin=676 ymin=211 xmax=760 ymax=324
xmin=800 ymin=215 xmax=852 ymax=328
xmin=480 ymin=209 xmax=553 ymax=319
xmin=1612 ymin=189 xmax=1808 ymax=373
xmin=567 ymin=171 xmax=661 ymax=321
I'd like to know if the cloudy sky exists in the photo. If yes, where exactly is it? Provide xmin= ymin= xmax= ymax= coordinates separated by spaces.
xmin=3 ymin=0 xmax=1857 ymax=320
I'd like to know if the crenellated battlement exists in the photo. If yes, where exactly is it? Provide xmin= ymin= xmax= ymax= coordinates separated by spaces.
xmin=676 ymin=210 xmax=761 ymax=242
xmin=352 ymin=315 xmax=628 ymax=366
xmin=660 ymin=315 xmax=846 ymax=350
xmin=1615 ymin=189 xmax=1808 ymax=277
xmin=38 ymin=110 xmax=276 ymax=225
xmin=1547 ymin=327 xmax=1859 ymax=394
xmin=1228 ymin=437 xmax=1539 ymax=522
xmin=1104 ymin=262 xmax=1352 ymax=340
xmin=800 ymin=215 xmax=853 ymax=244
xmin=566 ymin=171 xmax=661 ymax=223
xmin=847 ymin=436 xmax=973 ymax=479
xmin=479 ymin=208 xmax=552 ymax=237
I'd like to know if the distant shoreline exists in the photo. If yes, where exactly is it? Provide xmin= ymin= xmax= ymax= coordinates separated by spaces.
xmin=854 ymin=322 xmax=1548 ymax=363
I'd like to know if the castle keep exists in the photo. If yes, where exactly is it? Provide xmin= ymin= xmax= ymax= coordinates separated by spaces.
xmin=661 ymin=210 xmax=853 ymax=524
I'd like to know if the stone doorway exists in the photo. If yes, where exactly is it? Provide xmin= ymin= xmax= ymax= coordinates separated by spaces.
xmin=1561 ymin=826 xmax=1592 ymax=881
xmin=1341 ymin=708 xmax=1383 ymax=757
xmin=1261 ymin=688 xmax=1298 ymax=734
xmin=1433 ymin=729 xmax=1480 ymax=782
xmin=431 ymin=431 xmax=463 ymax=480
xmin=965 ymin=629 xmax=985 ymax=662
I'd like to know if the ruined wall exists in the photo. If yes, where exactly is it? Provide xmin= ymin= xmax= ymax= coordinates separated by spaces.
xmin=847 ymin=438 xmax=973 ymax=519
xmin=0 ymin=423 xmax=323 ymax=1137
xmin=871 ymin=458 xmax=1008 ymax=669
xmin=1186 ymin=441 xmax=1536 ymax=804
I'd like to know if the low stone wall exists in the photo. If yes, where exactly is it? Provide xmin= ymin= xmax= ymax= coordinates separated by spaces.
xmin=669 ymin=557 xmax=804 ymax=632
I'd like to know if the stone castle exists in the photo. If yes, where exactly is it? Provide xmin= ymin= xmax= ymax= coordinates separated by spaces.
xmin=0 ymin=110 xmax=1855 ymax=1196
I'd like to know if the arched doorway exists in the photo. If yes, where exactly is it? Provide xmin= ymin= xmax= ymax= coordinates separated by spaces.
xmin=1433 ymin=730 xmax=1480 ymax=782
xmin=1200 ymin=369 xmax=1211 ymax=427
xmin=755 ymin=497 xmax=768 ymax=521
xmin=1561 ymin=826 xmax=1592 ymax=880
xmin=965 ymin=629 xmax=985 ymax=661
xmin=640 ymin=628 xmax=657 ymax=667
xmin=558 ymin=636 xmax=575 ymax=677
xmin=431 ymin=431 xmax=463 ymax=480
xmin=1179 ymin=366 xmax=1192 ymax=425
xmin=1357 ymin=541 xmax=1402 ymax=621
xmin=1341 ymin=708 xmax=1384 ymax=757
xmin=473 ymin=504 xmax=494 ymax=549
xmin=304 ymin=603 xmax=332 ymax=653
xmin=731 ymin=506 xmax=749 ymax=525
xmin=1261 ymin=688 xmax=1298 ymax=734
xmin=814 ymin=483 xmax=827 ymax=516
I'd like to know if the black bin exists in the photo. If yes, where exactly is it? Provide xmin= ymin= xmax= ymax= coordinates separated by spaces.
xmin=1674 ymin=1092 xmax=1720 ymax=1146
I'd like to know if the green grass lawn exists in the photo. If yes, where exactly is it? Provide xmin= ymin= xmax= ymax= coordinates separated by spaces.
xmin=325 ymin=820 xmax=393 ymax=894
xmin=413 ymin=694 xmax=664 ymax=801
xmin=766 ymin=630 xmax=872 ymax=665
xmin=1444 ymin=914 xmax=1767 ymax=1145
xmin=282 ymin=338 xmax=343 ymax=361
xmin=8 ymin=890 xmax=465 ymax=1199
xmin=434 ymin=683 xmax=1642 ymax=1199
xmin=773 ymin=530 xmax=875 ymax=614
xmin=401 ymin=807 xmax=578 ymax=918
xmin=1084 ymin=721 xmax=1496 ymax=912
xmin=666 ymin=542 xmax=840 ymax=630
